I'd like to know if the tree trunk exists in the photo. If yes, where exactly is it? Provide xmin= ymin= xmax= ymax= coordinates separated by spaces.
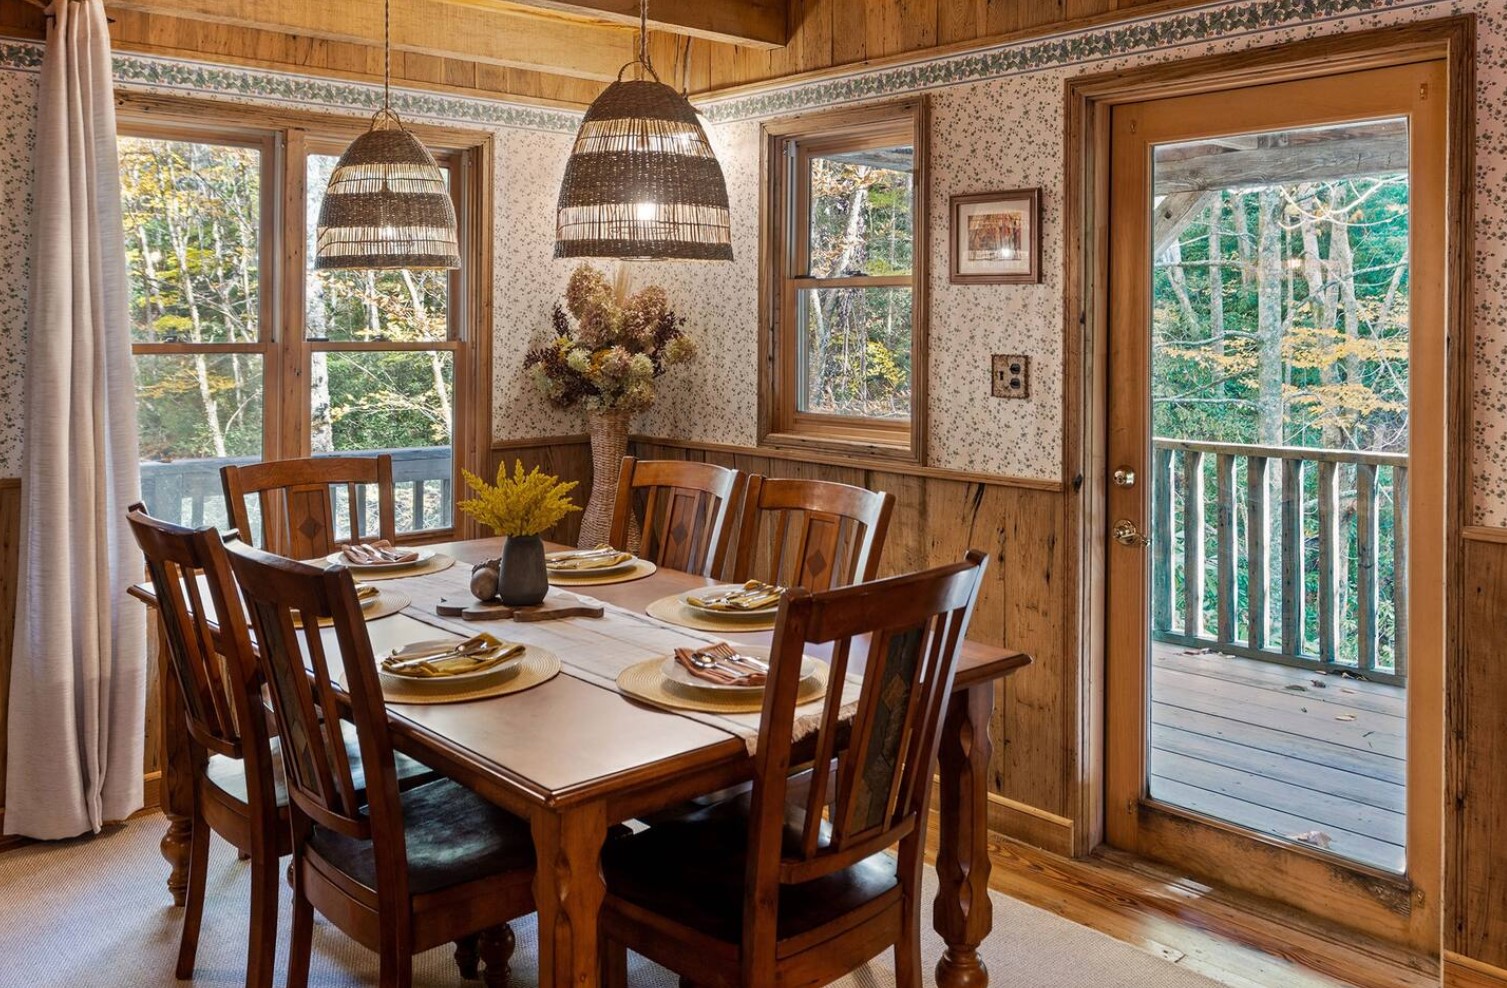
xmin=1255 ymin=188 xmax=1285 ymax=446
xmin=164 ymin=187 xmax=228 ymax=458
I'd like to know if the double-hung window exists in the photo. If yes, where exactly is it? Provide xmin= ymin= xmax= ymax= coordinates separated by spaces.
xmin=762 ymin=99 xmax=928 ymax=462
xmin=120 ymin=105 xmax=490 ymax=542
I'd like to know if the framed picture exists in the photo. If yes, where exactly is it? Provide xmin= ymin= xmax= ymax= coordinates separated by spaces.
xmin=949 ymin=189 xmax=1041 ymax=284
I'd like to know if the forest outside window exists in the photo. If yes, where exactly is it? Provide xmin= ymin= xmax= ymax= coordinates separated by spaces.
xmin=121 ymin=112 xmax=486 ymax=542
xmin=763 ymin=99 xmax=928 ymax=461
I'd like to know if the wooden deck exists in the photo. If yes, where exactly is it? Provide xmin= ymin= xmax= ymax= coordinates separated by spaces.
xmin=1149 ymin=641 xmax=1406 ymax=873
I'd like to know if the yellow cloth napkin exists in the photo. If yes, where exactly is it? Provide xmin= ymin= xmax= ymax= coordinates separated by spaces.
xmin=381 ymin=633 xmax=524 ymax=679
xmin=546 ymin=548 xmax=633 ymax=572
xmin=687 ymin=580 xmax=783 ymax=612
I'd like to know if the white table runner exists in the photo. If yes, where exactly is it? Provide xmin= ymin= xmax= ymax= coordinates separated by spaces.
xmin=378 ymin=565 xmax=863 ymax=753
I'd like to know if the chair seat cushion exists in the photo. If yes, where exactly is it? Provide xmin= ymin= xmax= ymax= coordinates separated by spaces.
xmin=602 ymin=792 xmax=898 ymax=944
xmin=204 ymin=719 xmax=432 ymax=808
xmin=308 ymin=778 xmax=535 ymax=896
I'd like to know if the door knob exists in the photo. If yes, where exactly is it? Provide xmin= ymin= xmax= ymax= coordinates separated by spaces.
xmin=1112 ymin=467 xmax=1137 ymax=488
xmin=1113 ymin=520 xmax=1151 ymax=547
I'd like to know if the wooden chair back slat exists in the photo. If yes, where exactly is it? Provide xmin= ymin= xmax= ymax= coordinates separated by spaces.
xmin=609 ymin=457 xmax=742 ymax=577
xmin=222 ymin=455 xmax=397 ymax=559
xmin=746 ymin=551 xmax=986 ymax=901
xmin=226 ymin=542 xmax=399 ymax=841
xmin=733 ymin=477 xmax=895 ymax=591
xmin=127 ymin=504 xmax=261 ymax=761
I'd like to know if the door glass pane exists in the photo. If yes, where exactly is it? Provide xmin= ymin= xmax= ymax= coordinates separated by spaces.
xmin=795 ymin=287 xmax=912 ymax=419
xmin=134 ymin=353 xmax=265 ymax=534
xmin=305 ymin=153 xmax=450 ymax=343
xmin=121 ymin=136 xmax=262 ymax=343
xmin=807 ymin=146 xmax=913 ymax=278
xmin=310 ymin=350 xmax=454 ymax=533
xmin=1146 ymin=117 xmax=1410 ymax=872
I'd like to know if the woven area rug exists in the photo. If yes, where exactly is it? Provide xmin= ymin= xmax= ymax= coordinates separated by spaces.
xmin=0 ymin=814 xmax=1222 ymax=988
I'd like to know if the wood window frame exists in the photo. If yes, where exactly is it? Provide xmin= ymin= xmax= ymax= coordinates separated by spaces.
xmin=758 ymin=97 xmax=929 ymax=465
xmin=117 ymin=95 xmax=495 ymax=543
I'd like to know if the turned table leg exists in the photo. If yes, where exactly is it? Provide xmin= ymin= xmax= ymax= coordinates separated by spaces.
xmin=155 ymin=629 xmax=196 ymax=907
xmin=933 ymin=682 xmax=995 ymax=988
xmin=532 ymin=801 xmax=608 ymax=988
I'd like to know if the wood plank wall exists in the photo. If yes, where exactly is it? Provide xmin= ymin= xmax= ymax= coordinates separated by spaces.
xmin=491 ymin=436 xmax=1076 ymax=850
xmin=1449 ymin=532 xmax=1507 ymax=980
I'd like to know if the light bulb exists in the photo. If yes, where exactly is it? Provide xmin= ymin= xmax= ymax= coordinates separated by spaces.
xmin=635 ymin=202 xmax=658 ymax=221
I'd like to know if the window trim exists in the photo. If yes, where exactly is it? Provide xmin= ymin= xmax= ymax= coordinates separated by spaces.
xmin=759 ymin=97 xmax=929 ymax=464
xmin=117 ymin=96 xmax=496 ymax=542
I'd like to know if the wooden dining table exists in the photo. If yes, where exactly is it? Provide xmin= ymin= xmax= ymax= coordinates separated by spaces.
xmin=133 ymin=537 xmax=1030 ymax=988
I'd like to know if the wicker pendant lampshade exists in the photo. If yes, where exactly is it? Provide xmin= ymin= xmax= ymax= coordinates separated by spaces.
xmin=554 ymin=0 xmax=732 ymax=261
xmin=314 ymin=0 xmax=459 ymax=271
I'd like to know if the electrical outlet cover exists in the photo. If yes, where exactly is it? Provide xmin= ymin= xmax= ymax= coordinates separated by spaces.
xmin=991 ymin=354 xmax=1030 ymax=399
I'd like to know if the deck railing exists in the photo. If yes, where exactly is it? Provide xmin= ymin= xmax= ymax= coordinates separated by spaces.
xmin=139 ymin=446 xmax=455 ymax=537
xmin=1151 ymin=438 xmax=1408 ymax=685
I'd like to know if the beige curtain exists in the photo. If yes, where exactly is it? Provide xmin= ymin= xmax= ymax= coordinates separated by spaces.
xmin=4 ymin=0 xmax=147 ymax=839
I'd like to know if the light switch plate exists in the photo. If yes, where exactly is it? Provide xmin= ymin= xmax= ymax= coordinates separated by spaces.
xmin=992 ymin=354 xmax=1030 ymax=399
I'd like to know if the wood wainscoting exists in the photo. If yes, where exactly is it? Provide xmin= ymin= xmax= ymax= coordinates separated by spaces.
xmin=491 ymin=435 xmax=1077 ymax=853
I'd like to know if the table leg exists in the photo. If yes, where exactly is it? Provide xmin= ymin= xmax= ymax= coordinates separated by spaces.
xmin=532 ymin=801 xmax=608 ymax=988
xmin=933 ymin=683 xmax=995 ymax=988
xmin=155 ymin=630 xmax=195 ymax=906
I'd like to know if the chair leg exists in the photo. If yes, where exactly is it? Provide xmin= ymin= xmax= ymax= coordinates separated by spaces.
xmin=173 ymin=804 xmax=211 ymax=980
xmin=244 ymin=844 xmax=279 ymax=988
xmin=479 ymin=924 xmax=515 ymax=988
xmin=598 ymin=933 xmax=627 ymax=988
xmin=286 ymin=882 xmax=314 ymax=988
xmin=453 ymin=934 xmax=481 ymax=980
xmin=894 ymin=931 xmax=923 ymax=988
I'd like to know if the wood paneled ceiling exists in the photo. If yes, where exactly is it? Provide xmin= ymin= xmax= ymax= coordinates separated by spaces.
xmin=0 ymin=0 xmax=1215 ymax=110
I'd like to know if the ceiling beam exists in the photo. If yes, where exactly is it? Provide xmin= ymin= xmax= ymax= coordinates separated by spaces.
xmin=472 ymin=0 xmax=787 ymax=50
xmin=1154 ymin=136 xmax=1410 ymax=194
xmin=104 ymin=0 xmax=637 ymax=81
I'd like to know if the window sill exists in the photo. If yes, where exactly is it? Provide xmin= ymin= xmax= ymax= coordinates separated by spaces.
xmin=759 ymin=429 xmax=923 ymax=466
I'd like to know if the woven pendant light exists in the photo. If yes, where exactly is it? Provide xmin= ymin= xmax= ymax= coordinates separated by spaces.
xmin=315 ymin=0 xmax=459 ymax=271
xmin=554 ymin=0 xmax=732 ymax=261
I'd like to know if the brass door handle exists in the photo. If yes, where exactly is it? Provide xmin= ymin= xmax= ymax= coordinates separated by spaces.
xmin=1113 ymin=520 xmax=1151 ymax=547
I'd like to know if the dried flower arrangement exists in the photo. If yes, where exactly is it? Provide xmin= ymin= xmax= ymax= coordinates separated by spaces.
xmin=457 ymin=460 xmax=581 ymax=537
xmin=524 ymin=264 xmax=698 ymax=414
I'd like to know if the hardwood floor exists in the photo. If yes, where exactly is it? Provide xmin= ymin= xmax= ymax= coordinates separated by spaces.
xmin=1150 ymin=642 xmax=1406 ymax=873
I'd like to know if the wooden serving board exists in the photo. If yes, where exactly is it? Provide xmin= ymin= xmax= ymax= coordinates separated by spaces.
xmin=435 ymin=598 xmax=606 ymax=623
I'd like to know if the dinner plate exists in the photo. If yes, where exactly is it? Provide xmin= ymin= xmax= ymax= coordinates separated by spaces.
xmin=679 ymin=583 xmax=782 ymax=619
xmin=659 ymin=645 xmax=817 ymax=695
xmin=378 ymin=638 xmax=527 ymax=685
xmin=545 ymin=550 xmax=638 ymax=577
xmin=326 ymin=547 xmax=436 ymax=572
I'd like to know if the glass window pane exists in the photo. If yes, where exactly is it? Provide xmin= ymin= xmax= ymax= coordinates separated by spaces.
xmin=120 ymin=137 xmax=262 ymax=344
xmin=312 ymin=350 xmax=454 ymax=532
xmin=305 ymin=153 xmax=450 ymax=343
xmin=808 ymin=146 xmax=913 ymax=278
xmin=796 ymin=287 xmax=912 ymax=419
xmin=135 ymin=353 xmax=265 ymax=534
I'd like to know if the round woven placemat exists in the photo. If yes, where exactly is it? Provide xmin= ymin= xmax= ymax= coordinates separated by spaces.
xmin=295 ymin=589 xmax=411 ymax=629
xmin=358 ymin=645 xmax=562 ymax=706
xmin=615 ymin=656 xmax=828 ymax=715
xmin=340 ymin=553 xmax=457 ymax=582
xmin=547 ymin=558 xmax=658 ymax=587
xmin=644 ymin=593 xmax=778 ymax=633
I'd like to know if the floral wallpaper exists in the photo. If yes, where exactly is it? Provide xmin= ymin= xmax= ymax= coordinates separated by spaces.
xmin=0 ymin=69 xmax=37 ymax=479
xmin=3 ymin=0 xmax=1507 ymax=521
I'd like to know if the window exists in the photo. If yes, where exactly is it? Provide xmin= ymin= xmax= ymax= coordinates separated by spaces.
xmin=121 ymin=109 xmax=490 ymax=542
xmin=762 ymin=99 xmax=928 ymax=461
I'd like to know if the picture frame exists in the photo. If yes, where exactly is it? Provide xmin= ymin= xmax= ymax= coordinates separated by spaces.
xmin=949 ymin=189 xmax=1041 ymax=284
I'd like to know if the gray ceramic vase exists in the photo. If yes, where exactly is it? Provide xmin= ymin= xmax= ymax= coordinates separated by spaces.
xmin=497 ymin=534 xmax=549 ymax=606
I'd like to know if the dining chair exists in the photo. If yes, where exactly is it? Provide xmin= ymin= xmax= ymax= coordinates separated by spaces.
xmin=223 ymin=540 xmax=536 ymax=988
xmin=731 ymin=476 xmax=895 ymax=590
xmin=609 ymin=455 xmax=743 ymax=577
xmin=221 ymin=454 xmax=397 ymax=559
xmin=127 ymin=505 xmax=439 ymax=988
xmin=598 ymin=550 xmax=989 ymax=988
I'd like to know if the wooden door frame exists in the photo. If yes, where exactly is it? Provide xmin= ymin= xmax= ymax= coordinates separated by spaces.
xmin=1060 ymin=16 xmax=1475 ymax=950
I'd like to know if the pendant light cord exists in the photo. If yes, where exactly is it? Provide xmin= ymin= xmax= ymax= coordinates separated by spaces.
xmin=384 ymin=0 xmax=392 ymax=111
xmin=639 ymin=0 xmax=648 ymax=70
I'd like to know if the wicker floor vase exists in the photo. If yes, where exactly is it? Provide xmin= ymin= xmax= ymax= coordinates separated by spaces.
xmin=579 ymin=409 xmax=631 ymax=549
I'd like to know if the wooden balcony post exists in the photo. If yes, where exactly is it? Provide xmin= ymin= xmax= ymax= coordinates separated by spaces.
xmin=1356 ymin=463 xmax=1379 ymax=672
xmin=1215 ymin=453 xmax=1237 ymax=647
xmin=1246 ymin=456 xmax=1270 ymax=651
xmin=1181 ymin=449 xmax=1205 ymax=639
xmin=1280 ymin=458 xmax=1305 ymax=658
xmin=1316 ymin=460 xmax=1340 ymax=665
xmin=1152 ymin=446 xmax=1174 ymax=635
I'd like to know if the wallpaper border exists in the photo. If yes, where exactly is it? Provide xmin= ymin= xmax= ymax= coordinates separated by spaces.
xmin=697 ymin=0 xmax=1444 ymax=122
xmin=0 ymin=38 xmax=582 ymax=134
